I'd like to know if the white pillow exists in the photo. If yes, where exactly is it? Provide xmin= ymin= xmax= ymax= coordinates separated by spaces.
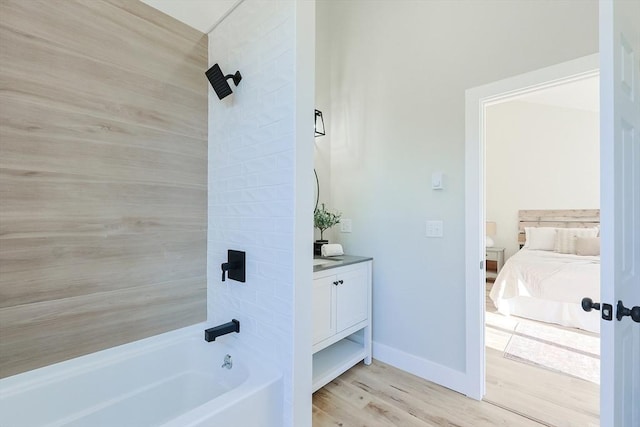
xmin=555 ymin=227 xmax=599 ymax=254
xmin=575 ymin=236 xmax=600 ymax=256
xmin=524 ymin=227 xmax=557 ymax=251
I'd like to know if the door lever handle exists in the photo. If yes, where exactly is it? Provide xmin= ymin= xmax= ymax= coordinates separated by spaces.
xmin=616 ymin=300 xmax=640 ymax=323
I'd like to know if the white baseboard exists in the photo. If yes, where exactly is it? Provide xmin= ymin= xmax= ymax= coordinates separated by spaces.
xmin=372 ymin=341 xmax=467 ymax=395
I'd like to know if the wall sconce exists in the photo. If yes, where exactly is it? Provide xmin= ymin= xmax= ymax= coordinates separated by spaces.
xmin=486 ymin=221 xmax=497 ymax=247
xmin=315 ymin=109 xmax=325 ymax=137
xmin=313 ymin=109 xmax=325 ymax=211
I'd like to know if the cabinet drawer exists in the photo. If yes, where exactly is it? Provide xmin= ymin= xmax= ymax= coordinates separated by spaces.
xmin=486 ymin=251 xmax=498 ymax=261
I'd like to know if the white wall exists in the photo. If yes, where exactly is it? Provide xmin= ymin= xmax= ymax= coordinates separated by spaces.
xmin=318 ymin=0 xmax=598 ymax=389
xmin=313 ymin=0 xmax=334 ymax=242
xmin=207 ymin=1 xmax=313 ymax=426
xmin=486 ymin=100 xmax=600 ymax=259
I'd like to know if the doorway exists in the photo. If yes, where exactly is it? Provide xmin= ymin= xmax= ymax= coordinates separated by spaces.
xmin=464 ymin=54 xmax=601 ymax=420
xmin=481 ymin=77 xmax=600 ymax=425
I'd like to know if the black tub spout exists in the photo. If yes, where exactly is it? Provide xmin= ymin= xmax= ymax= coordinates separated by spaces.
xmin=204 ymin=319 xmax=240 ymax=342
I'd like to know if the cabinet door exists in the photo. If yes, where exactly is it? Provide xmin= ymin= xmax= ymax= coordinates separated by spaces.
xmin=312 ymin=275 xmax=336 ymax=345
xmin=336 ymin=267 xmax=368 ymax=332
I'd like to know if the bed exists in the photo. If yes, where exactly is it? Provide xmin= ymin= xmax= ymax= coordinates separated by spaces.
xmin=489 ymin=209 xmax=601 ymax=333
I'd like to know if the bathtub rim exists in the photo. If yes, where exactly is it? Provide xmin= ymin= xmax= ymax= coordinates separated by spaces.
xmin=0 ymin=322 xmax=282 ymax=399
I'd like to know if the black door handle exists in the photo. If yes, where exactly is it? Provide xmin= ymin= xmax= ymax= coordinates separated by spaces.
xmin=582 ymin=297 xmax=613 ymax=321
xmin=616 ymin=300 xmax=640 ymax=323
xmin=581 ymin=297 xmax=600 ymax=312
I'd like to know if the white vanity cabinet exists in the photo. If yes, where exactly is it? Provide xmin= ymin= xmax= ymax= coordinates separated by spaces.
xmin=312 ymin=260 xmax=372 ymax=392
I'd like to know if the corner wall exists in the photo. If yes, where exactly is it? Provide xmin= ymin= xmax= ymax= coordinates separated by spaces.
xmin=207 ymin=1 xmax=313 ymax=425
xmin=319 ymin=0 xmax=598 ymax=388
xmin=314 ymin=0 xmax=333 ymax=241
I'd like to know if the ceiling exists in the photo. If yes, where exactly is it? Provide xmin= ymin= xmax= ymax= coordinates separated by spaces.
xmin=140 ymin=0 xmax=240 ymax=33
xmin=140 ymin=1 xmax=599 ymax=114
xmin=517 ymin=75 xmax=599 ymax=112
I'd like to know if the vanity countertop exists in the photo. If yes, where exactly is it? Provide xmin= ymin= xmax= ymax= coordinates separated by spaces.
xmin=313 ymin=255 xmax=372 ymax=273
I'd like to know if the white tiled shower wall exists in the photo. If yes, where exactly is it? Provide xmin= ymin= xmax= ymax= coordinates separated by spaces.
xmin=207 ymin=0 xmax=297 ymax=425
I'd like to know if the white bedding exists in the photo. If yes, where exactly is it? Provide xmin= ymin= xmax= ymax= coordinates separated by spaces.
xmin=490 ymin=249 xmax=600 ymax=333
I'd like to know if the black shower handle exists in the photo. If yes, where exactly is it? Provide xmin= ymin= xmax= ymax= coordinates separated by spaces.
xmin=221 ymin=262 xmax=230 ymax=281
xmin=221 ymin=250 xmax=246 ymax=283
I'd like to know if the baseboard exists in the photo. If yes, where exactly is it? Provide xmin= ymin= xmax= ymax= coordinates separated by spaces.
xmin=372 ymin=341 xmax=467 ymax=395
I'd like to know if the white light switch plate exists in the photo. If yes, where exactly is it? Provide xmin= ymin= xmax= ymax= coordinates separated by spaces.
xmin=341 ymin=219 xmax=352 ymax=233
xmin=425 ymin=220 xmax=444 ymax=237
xmin=432 ymin=172 xmax=443 ymax=190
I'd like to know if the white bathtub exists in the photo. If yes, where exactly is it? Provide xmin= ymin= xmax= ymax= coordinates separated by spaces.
xmin=0 ymin=323 xmax=282 ymax=427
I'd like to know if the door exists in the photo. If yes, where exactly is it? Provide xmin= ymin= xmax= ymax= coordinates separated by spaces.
xmin=336 ymin=267 xmax=368 ymax=332
xmin=599 ymin=1 xmax=640 ymax=426
xmin=312 ymin=275 xmax=336 ymax=345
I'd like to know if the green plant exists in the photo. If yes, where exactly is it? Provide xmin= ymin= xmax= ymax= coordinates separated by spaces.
xmin=314 ymin=203 xmax=341 ymax=240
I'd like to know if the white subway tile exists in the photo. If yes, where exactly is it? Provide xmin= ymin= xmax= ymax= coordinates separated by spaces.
xmin=208 ymin=1 xmax=296 ymax=424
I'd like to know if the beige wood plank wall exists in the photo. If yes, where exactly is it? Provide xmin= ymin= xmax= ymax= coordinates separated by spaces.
xmin=0 ymin=0 xmax=208 ymax=378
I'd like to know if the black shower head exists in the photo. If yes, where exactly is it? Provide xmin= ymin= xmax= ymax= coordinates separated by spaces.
xmin=206 ymin=64 xmax=242 ymax=100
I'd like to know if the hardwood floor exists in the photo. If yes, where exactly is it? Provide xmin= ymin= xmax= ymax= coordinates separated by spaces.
xmin=313 ymin=360 xmax=543 ymax=426
xmin=311 ymin=285 xmax=599 ymax=427
xmin=484 ymin=283 xmax=599 ymax=427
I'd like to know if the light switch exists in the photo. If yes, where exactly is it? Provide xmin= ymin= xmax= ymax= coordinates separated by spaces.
xmin=432 ymin=172 xmax=443 ymax=190
xmin=341 ymin=219 xmax=352 ymax=233
xmin=426 ymin=220 xmax=444 ymax=237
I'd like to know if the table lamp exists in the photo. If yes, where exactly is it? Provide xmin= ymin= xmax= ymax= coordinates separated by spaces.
xmin=486 ymin=221 xmax=497 ymax=247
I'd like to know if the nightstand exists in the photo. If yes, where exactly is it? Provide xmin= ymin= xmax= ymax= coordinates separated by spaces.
xmin=485 ymin=247 xmax=505 ymax=281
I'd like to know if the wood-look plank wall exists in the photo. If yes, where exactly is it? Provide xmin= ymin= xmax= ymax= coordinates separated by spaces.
xmin=0 ymin=0 xmax=208 ymax=378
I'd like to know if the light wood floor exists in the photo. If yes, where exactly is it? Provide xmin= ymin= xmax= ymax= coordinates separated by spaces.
xmin=313 ymin=360 xmax=543 ymax=426
xmin=484 ymin=282 xmax=599 ymax=427
xmin=312 ymin=285 xmax=599 ymax=427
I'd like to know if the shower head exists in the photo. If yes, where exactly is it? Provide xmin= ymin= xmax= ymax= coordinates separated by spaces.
xmin=205 ymin=64 xmax=242 ymax=100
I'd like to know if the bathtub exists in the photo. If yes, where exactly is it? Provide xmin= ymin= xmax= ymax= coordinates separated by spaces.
xmin=0 ymin=323 xmax=282 ymax=427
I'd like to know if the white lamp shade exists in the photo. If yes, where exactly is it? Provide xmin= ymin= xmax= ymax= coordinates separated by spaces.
xmin=485 ymin=221 xmax=496 ymax=247
xmin=485 ymin=221 xmax=497 ymax=236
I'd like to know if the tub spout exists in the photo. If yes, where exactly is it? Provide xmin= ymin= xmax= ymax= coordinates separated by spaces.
xmin=204 ymin=319 xmax=240 ymax=342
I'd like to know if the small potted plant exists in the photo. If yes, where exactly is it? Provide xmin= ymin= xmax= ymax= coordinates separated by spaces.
xmin=314 ymin=203 xmax=342 ymax=255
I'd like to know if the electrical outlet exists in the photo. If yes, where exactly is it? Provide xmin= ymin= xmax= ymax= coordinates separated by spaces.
xmin=425 ymin=220 xmax=444 ymax=237
xmin=341 ymin=219 xmax=352 ymax=233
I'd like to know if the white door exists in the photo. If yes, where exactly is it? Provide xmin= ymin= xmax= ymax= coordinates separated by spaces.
xmin=312 ymin=275 xmax=336 ymax=345
xmin=599 ymin=1 xmax=640 ymax=426
xmin=336 ymin=267 xmax=368 ymax=333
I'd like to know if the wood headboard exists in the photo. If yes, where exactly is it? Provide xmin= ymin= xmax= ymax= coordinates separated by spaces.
xmin=518 ymin=209 xmax=600 ymax=247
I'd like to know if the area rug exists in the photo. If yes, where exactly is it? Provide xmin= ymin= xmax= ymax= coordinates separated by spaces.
xmin=504 ymin=322 xmax=600 ymax=384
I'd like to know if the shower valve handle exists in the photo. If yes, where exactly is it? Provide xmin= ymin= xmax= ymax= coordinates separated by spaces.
xmin=220 ymin=250 xmax=246 ymax=283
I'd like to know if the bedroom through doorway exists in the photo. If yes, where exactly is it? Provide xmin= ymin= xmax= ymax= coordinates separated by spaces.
xmin=482 ymin=75 xmax=601 ymax=426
